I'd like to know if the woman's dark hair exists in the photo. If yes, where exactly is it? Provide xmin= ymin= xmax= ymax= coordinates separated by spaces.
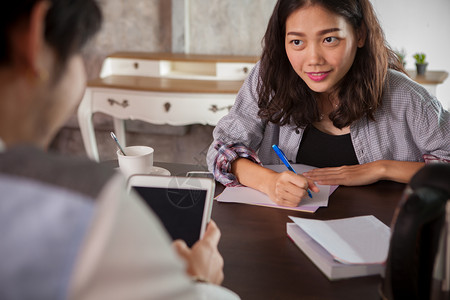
xmin=0 ymin=0 xmax=102 ymax=68
xmin=258 ymin=0 xmax=406 ymax=129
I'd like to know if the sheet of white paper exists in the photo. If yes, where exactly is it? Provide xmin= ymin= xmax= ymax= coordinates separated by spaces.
xmin=216 ymin=186 xmax=326 ymax=212
xmin=289 ymin=215 xmax=391 ymax=264
xmin=216 ymin=164 xmax=331 ymax=212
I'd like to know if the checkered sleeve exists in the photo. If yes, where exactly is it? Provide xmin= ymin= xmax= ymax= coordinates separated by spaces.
xmin=212 ymin=141 xmax=261 ymax=186
xmin=423 ymin=154 xmax=450 ymax=164
xmin=206 ymin=62 xmax=268 ymax=186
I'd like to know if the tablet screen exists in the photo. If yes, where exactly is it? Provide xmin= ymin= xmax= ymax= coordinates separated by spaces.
xmin=133 ymin=186 xmax=207 ymax=247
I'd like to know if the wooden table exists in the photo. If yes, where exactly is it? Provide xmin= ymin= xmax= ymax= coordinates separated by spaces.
xmin=156 ymin=162 xmax=406 ymax=300
xmin=406 ymin=70 xmax=448 ymax=85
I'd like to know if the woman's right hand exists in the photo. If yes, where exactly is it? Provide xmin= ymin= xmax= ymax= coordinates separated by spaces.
xmin=231 ymin=158 xmax=319 ymax=207
xmin=263 ymin=171 xmax=319 ymax=207
xmin=173 ymin=220 xmax=224 ymax=285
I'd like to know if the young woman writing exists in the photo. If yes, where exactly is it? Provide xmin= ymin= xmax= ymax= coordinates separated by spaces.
xmin=207 ymin=0 xmax=450 ymax=207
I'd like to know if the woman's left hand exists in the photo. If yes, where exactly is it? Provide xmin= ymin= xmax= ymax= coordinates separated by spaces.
xmin=303 ymin=161 xmax=386 ymax=186
xmin=303 ymin=160 xmax=425 ymax=186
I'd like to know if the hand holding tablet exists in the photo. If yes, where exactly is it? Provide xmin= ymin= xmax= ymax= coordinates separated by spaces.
xmin=127 ymin=175 xmax=215 ymax=247
xmin=173 ymin=220 xmax=224 ymax=284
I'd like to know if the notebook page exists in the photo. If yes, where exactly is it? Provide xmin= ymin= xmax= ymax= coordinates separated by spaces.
xmin=216 ymin=185 xmax=329 ymax=212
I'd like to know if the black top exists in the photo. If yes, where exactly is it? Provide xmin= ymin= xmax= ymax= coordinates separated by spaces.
xmin=296 ymin=125 xmax=359 ymax=168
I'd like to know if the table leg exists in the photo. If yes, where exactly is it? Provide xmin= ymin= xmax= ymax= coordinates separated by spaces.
xmin=113 ymin=118 xmax=127 ymax=148
xmin=77 ymin=91 xmax=100 ymax=162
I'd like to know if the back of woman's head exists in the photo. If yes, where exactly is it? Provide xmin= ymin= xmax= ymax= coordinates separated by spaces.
xmin=0 ymin=0 xmax=102 ymax=68
xmin=258 ymin=0 xmax=404 ymax=129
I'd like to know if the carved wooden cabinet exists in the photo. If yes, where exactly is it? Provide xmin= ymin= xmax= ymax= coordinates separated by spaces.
xmin=78 ymin=52 xmax=258 ymax=161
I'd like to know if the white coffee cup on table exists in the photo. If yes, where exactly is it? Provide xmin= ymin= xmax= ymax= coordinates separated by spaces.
xmin=117 ymin=145 xmax=154 ymax=178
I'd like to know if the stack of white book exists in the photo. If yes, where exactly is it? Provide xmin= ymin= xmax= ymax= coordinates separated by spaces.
xmin=287 ymin=215 xmax=391 ymax=280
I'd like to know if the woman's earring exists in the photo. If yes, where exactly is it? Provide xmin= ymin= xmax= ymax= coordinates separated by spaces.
xmin=38 ymin=69 xmax=49 ymax=82
xmin=26 ymin=68 xmax=49 ymax=83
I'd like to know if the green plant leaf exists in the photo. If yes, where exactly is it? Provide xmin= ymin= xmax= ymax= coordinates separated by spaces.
xmin=413 ymin=52 xmax=426 ymax=64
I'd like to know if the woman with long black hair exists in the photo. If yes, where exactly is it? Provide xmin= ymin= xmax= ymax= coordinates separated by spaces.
xmin=207 ymin=0 xmax=450 ymax=207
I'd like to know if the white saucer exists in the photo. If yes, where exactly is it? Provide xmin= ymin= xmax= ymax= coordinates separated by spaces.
xmin=150 ymin=166 xmax=171 ymax=176
xmin=115 ymin=166 xmax=171 ymax=176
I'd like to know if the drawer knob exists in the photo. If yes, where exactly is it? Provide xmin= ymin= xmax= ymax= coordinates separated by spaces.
xmin=164 ymin=102 xmax=171 ymax=112
xmin=107 ymin=98 xmax=129 ymax=108
xmin=243 ymin=67 xmax=249 ymax=74
xmin=209 ymin=104 xmax=233 ymax=113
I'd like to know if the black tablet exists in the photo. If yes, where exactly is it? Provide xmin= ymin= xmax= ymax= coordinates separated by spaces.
xmin=127 ymin=175 xmax=215 ymax=247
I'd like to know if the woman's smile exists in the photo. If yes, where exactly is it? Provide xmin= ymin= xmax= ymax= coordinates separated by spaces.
xmin=306 ymin=71 xmax=331 ymax=81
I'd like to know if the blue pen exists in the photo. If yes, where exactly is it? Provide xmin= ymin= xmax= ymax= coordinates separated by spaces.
xmin=272 ymin=144 xmax=313 ymax=198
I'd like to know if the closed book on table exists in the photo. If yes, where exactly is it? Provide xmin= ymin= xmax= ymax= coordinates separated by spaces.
xmin=286 ymin=215 xmax=390 ymax=281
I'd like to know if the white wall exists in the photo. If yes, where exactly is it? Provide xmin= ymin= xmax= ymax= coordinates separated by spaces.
xmin=371 ymin=0 xmax=450 ymax=109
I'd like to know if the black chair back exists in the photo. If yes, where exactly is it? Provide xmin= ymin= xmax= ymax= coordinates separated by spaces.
xmin=381 ymin=164 xmax=450 ymax=300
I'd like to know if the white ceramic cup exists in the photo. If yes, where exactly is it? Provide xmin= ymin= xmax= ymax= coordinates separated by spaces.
xmin=117 ymin=145 xmax=154 ymax=178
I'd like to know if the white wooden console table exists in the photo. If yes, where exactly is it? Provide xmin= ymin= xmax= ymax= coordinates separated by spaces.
xmin=77 ymin=52 xmax=258 ymax=161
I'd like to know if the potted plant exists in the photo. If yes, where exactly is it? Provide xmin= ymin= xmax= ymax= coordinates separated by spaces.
xmin=395 ymin=49 xmax=406 ymax=68
xmin=413 ymin=53 xmax=428 ymax=75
